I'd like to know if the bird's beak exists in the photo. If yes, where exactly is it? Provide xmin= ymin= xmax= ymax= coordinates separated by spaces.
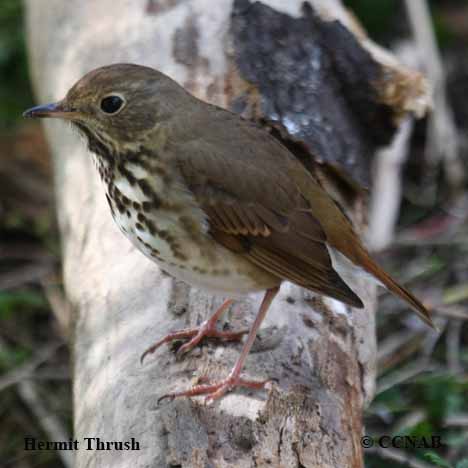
xmin=23 ymin=101 xmax=78 ymax=120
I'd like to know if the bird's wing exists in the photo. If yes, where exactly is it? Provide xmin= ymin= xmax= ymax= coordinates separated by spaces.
xmin=173 ymin=115 xmax=363 ymax=308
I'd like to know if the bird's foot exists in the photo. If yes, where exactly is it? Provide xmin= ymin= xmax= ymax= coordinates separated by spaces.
xmin=158 ymin=371 xmax=271 ymax=404
xmin=140 ymin=300 xmax=248 ymax=363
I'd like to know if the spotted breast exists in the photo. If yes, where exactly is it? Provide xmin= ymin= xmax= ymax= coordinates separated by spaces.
xmin=80 ymin=127 xmax=279 ymax=296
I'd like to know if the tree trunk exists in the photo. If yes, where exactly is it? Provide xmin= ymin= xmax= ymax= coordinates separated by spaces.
xmin=25 ymin=1 xmax=427 ymax=466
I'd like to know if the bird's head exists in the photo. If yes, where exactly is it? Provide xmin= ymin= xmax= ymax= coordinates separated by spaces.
xmin=23 ymin=63 xmax=186 ymax=151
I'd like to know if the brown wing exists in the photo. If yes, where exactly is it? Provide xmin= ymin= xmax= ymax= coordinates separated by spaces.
xmin=169 ymin=103 xmax=433 ymax=326
xmin=206 ymin=202 xmax=363 ymax=307
xmin=172 ymin=113 xmax=363 ymax=308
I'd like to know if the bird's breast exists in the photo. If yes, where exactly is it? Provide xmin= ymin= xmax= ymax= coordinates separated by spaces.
xmin=101 ymin=156 xmax=278 ymax=295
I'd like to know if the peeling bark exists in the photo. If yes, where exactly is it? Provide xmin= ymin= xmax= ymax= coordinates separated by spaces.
xmin=25 ymin=1 xmax=426 ymax=467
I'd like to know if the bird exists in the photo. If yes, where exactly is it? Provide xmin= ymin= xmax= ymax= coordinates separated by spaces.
xmin=24 ymin=63 xmax=434 ymax=402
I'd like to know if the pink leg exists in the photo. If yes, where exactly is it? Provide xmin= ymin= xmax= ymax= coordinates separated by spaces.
xmin=141 ymin=299 xmax=248 ymax=364
xmin=158 ymin=286 xmax=280 ymax=404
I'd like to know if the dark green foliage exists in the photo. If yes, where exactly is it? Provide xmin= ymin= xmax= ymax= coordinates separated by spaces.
xmin=418 ymin=374 xmax=466 ymax=423
xmin=0 ymin=290 xmax=46 ymax=320
xmin=425 ymin=452 xmax=453 ymax=468
xmin=0 ymin=0 xmax=33 ymax=129
xmin=343 ymin=0 xmax=398 ymax=43
xmin=425 ymin=452 xmax=468 ymax=468
xmin=344 ymin=0 xmax=458 ymax=47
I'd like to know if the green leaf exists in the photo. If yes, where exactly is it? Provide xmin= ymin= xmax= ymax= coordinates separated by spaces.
xmin=0 ymin=290 xmax=46 ymax=318
xmin=404 ymin=420 xmax=434 ymax=438
xmin=424 ymin=452 xmax=452 ymax=468
xmin=456 ymin=460 xmax=468 ymax=468
xmin=0 ymin=346 xmax=30 ymax=370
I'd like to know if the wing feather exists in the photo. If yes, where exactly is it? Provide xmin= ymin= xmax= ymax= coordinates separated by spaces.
xmin=172 ymin=112 xmax=363 ymax=308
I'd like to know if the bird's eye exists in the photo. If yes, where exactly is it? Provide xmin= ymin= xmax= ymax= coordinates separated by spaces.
xmin=100 ymin=95 xmax=124 ymax=114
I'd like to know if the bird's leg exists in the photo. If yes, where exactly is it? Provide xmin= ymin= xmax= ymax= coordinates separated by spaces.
xmin=158 ymin=286 xmax=280 ymax=403
xmin=141 ymin=299 xmax=248 ymax=363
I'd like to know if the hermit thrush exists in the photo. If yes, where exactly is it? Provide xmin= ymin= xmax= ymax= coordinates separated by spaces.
xmin=24 ymin=64 xmax=434 ymax=402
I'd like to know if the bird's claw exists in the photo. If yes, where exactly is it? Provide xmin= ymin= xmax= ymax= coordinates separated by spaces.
xmin=141 ymin=321 xmax=248 ymax=364
xmin=157 ymin=374 xmax=272 ymax=405
xmin=140 ymin=328 xmax=198 ymax=364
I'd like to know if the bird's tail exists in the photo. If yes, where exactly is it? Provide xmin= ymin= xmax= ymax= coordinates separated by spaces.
xmin=356 ymin=247 xmax=435 ymax=328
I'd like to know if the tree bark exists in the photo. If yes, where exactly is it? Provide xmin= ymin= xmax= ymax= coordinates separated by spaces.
xmin=25 ymin=1 xmax=427 ymax=467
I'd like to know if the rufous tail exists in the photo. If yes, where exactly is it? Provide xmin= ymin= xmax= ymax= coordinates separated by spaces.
xmin=356 ymin=247 xmax=435 ymax=328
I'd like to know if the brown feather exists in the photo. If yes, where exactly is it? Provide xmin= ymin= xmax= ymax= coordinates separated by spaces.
xmin=247 ymin=244 xmax=363 ymax=308
xmin=351 ymin=244 xmax=434 ymax=327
